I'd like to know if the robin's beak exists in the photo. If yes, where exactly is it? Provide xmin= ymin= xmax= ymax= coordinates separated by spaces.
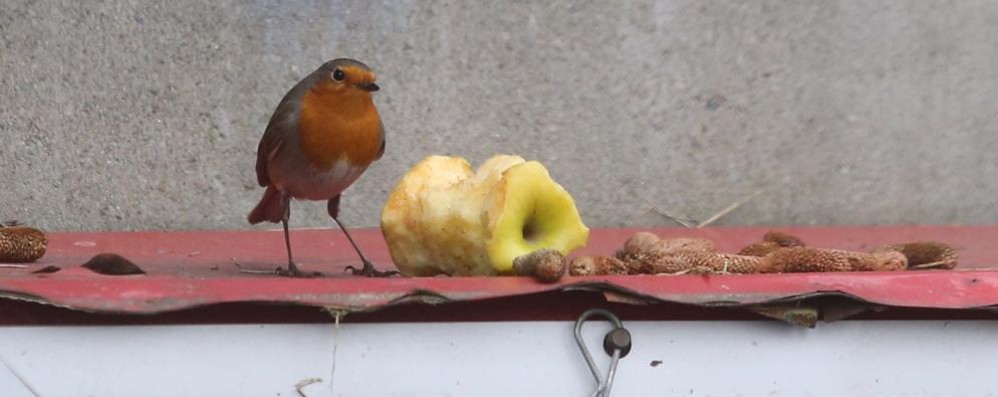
xmin=358 ymin=82 xmax=380 ymax=92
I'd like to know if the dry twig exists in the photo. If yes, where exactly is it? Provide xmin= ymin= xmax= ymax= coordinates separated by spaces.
xmin=0 ymin=264 xmax=28 ymax=269
xmin=696 ymin=190 xmax=764 ymax=228
xmin=232 ymin=262 xmax=277 ymax=275
xmin=294 ymin=378 xmax=322 ymax=397
xmin=635 ymin=192 xmax=696 ymax=228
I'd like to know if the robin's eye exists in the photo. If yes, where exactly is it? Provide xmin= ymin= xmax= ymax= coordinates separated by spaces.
xmin=332 ymin=69 xmax=346 ymax=82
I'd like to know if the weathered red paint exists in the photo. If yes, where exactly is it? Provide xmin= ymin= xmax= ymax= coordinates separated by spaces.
xmin=0 ymin=226 xmax=996 ymax=315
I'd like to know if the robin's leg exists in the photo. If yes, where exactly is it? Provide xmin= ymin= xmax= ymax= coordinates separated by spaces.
xmin=276 ymin=195 xmax=320 ymax=278
xmin=328 ymin=195 xmax=398 ymax=277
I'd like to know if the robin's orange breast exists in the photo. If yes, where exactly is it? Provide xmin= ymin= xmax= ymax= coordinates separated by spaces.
xmin=297 ymin=88 xmax=382 ymax=170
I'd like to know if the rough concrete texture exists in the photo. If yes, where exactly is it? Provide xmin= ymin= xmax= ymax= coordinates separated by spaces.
xmin=2 ymin=1 xmax=997 ymax=232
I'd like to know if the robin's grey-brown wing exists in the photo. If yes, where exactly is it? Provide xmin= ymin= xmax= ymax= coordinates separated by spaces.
xmin=255 ymin=104 xmax=294 ymax=187
xmin=255 ymin=71 xmax=326 ymax=187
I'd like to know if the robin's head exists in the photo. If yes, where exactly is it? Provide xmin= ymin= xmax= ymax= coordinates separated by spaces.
xmin=313 ymin=58 xmax=379 ymax=94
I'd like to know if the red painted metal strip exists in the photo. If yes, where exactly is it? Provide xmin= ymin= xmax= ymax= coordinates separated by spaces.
xmin=0 ymin=226 xmax=995 ymax=315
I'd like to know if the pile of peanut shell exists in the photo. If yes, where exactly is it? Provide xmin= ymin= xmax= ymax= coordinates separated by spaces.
xmin=513 ymin=230 xmax=958 ymax=283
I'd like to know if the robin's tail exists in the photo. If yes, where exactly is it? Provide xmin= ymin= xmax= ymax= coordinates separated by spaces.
xmin=248 ymin=186 xmax=287 ymax=224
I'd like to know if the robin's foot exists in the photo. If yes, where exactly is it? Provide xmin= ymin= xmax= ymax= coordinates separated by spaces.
xmin=275 ymin=262 xmax=323 ymax=278
xmin=345 ymin=260 xmax=399 ymax=277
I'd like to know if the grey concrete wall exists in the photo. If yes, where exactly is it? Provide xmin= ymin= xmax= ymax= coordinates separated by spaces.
xmin=2 ymin=0 xmax=997 ymax=232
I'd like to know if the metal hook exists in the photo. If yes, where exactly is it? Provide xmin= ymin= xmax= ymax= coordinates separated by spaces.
xmin=575 ymin=308 xmax=631 ymax=397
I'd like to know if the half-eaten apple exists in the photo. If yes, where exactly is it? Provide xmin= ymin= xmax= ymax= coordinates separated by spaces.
xmin=380 ymin=154 xmax=589 ymax=276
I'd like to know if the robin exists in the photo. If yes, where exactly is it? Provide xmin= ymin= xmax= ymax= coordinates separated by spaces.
xmin=247 ymin=58 xmax=394 ymax=277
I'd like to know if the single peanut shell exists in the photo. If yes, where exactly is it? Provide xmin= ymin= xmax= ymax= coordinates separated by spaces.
xmin=873 ymin=242 xmax=958 ymax=270
xmin=657 ymin=238 xmax=715 ymax=255
xmin=569 ymin=256 xmax=628 ymax=276
xmin=763 ymin=247 xmax=851 ymax=273
xmin=738 ymin=241 xmax=782 ymax=257
xmin=679 ymin=251 xmax=762 ymax=274
xmin=763 ymin=231 xmax=805 ymax=247
xmin=839 ymin=250 xmax=907 ymax=272
xmin=630 ymin=250 xmax=763 ymax=274
xmin=513 ymin=249 xmax=567 ymax=283
xmin=0 ymin=227 xmax=47 ymax=263
xmin=622 ymin=232 xmax=662 ymax=256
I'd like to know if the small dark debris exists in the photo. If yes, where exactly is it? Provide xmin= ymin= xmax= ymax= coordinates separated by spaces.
xmin=650 ymin=360 xmax=663 ymax=367
xmin=31 ymin=265 xmax=61 ymax=274
xmin=82 ymin=253 xmax=146 ymax=275
xmin=705 ymin=94 xmax=726 ymax=111
xmin=1 ymin=220 xmax=23 ymax=227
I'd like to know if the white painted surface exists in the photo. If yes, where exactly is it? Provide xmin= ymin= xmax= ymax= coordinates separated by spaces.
xmin=0 ymin=320 xmax=996 ymax=396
